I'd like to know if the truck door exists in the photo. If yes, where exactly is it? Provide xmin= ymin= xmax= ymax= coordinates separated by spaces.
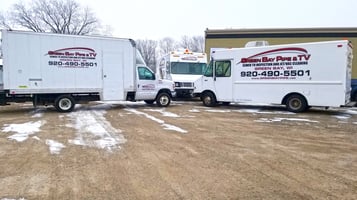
xmin=135 ymin=66 xmax=157 ymax=100
xmin=213 ymin=60 xmax=233 ymax=101
xmin=202 ymin=60 xmax=233 ymax=102
xmin=102 ymin=52 xmax=125 ymax=100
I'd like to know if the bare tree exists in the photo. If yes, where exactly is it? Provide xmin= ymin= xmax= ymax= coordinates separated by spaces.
xmin=191 ymin=36 xmax=205 ymax=52
xmin=178 ymin=35 xmax=205 ymax=52
xmin=158 ymin=37 xmax=178 ymax=57
xmin=136 ymin=39 xmax=158 ymax=71
xmin=0 ymin=0 xmax=100 ymax=35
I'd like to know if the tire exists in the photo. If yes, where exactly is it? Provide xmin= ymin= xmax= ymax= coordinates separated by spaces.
xmin=54 ymin=95 xmax=75 ymax=112
xmin=202 ymin=92 xmax=217 ymax=107
xmin=156 ymin=93 xmax=171 ymax=107
xmin=352 ymin=92 xmax=357 ymax=102
xmin=144 ymin=100 xmax=155 ymax=104
xmin=286 ymin=94 xmax=307 ymax=113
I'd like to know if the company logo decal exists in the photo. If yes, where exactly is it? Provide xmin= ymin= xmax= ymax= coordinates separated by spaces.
xmin=46 ymin=47 xmax=98 ymax=68
xmin=238 ymin=47 xmax=312 ymax=80
xmin=239 ymin=48 xmax=310 ymax=65
xmin=181 ymin=56 xmax=198 ymax=61
xmin=142 ymin=84 xmax=155 ymax=90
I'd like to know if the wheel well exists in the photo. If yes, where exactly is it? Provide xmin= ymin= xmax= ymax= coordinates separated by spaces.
xmin=200 ymin=90 xmax=216 ymax=100
xmin=282 ymin=93 xmax=308 ymax=105
xmin=156 ymin=89 xmax=172 ymax=98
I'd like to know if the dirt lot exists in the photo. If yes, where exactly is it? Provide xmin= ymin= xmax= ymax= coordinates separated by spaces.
xmin=0 ymin=100 xmax=357 ymax=200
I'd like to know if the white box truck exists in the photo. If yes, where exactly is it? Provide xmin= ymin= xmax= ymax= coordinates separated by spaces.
xmin=157 ymin=49 xmax=207 ymax=97
xmin=195 ymin=40 xmax=353 ymax=112
xmin=0 ymin=30 xmax=175 ymax=112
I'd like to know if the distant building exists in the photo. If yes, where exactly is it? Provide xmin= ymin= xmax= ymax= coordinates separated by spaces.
xmin=205 ymin=27 xmax=357 ymax=79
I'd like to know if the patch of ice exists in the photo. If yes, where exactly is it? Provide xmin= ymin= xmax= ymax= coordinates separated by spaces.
xmin=2 ymin=121 xmax=44 ymax=142
xmin=46 ymin=140 xmax=65 ymax=154
xmin=67 ymin=108 xmax=126 ymax=152
xmin=255 ymin=117 xmax=319 ymax=123
xmin=125 ymin=108 xmax=187 ymax=133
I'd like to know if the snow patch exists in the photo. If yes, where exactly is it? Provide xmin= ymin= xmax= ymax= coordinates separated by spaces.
xmin=205 ymin=109 xmax=231 ymax=113
xmin=255 ymin=117 xmax=319 ymax=123
xmin=2 ymin=121 xmax=45 ymax=142
xmin=236 ymin=109 xmax=295 ymax=115
xmin=144 ymin=108 xmax=180 ymax=117
xmin=125 ymin=108 xmax=187 ymax=133
xmin=343 ymin=109 xmax=357 ymax=115
xmin=333 ymin=115 xmax=351 ymax=120
xmin=67 ymin=108 xmax=126 ymax=152
xmin=32 ymin=136 xmax=41 ymax=141
xmin=189 ymin=109 xmax=200 ymax=113
xmin=46 ymin=140 xmax=65 ymax=154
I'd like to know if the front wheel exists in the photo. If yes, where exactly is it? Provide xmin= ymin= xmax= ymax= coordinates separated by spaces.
xmin=156 ymin=93 xmax=171 ymax=107
xmin=202 ymin=92 xmax=217 ymax=107
xmin=54 ymin=95 xmax=75 ymax=112
xmin=286 ymin=94 xmax=307 ymax=113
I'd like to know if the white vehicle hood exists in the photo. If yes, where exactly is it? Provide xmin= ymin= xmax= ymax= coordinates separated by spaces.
xmin=171 ymin=74 xmax=203 ymax=82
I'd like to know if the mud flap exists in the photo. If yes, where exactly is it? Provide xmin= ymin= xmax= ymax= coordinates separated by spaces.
xmin=0 ymin=92 xmax=6 ymax=106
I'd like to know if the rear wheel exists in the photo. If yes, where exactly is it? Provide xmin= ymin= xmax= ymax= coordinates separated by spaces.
xmin=156 ymin=93 xmax=171 ymax=107
xmin=54 ymin=95 xmax=75 ymax=112
xmin=286 ymin=94 xmax=307 ymax=113
xmin=202 ymin=92 xmax=217 ymax=107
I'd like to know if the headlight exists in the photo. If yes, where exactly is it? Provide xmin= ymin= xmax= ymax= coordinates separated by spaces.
xmin=174 ymin=82 xmax=181 ymax=87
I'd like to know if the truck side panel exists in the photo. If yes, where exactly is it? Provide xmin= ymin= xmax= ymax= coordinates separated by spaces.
xmin=211 ymin=40 xmax=351 ymax=107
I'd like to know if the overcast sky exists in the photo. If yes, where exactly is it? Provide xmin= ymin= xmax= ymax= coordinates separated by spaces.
xmin=1 ymin=0 xmax=357 ymax=40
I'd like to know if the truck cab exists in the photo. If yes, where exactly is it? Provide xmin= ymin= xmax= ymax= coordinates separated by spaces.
xmin=134 ymin=50 xmax=175 ymax=106
xmin=157 ymin=49 xmax=207 ymax=98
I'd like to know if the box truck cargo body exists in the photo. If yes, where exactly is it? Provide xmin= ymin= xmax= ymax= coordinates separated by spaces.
xmin=0 ymin=30 xmax=175 ymax=112
xmin=195 ymin=40 xmax=353 ymax=112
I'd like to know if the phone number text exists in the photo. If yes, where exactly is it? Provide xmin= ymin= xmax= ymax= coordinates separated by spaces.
xmin=48 ymin=61 xmax=98 ymax=67
xmin=241 ymin=70 xmax=310 ymax=77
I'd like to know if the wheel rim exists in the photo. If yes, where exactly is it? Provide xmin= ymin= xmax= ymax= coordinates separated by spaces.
xmin=159 ymin=95 xmax=169 ymax=106
xmin=204 ymin=96 xmax=211 ymax=105
xmin=289 ymin=98 xmax=301 ymax=110
xmin=59 ymin=98 xmax=72 ymax=110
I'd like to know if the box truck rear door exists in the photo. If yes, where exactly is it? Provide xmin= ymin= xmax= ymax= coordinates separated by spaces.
xmin=102 ymin=52 xmax=124 ymax=100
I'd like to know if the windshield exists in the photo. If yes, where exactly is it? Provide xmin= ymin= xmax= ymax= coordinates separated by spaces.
xmin=136 ymin=49 xmax=146 ymax=65
xmin=170 ymin=62 xmax=206 ymax=75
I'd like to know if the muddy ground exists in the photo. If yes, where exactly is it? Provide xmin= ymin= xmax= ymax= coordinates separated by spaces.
xmin=0 ymin=101 xmax=357 ymax=200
